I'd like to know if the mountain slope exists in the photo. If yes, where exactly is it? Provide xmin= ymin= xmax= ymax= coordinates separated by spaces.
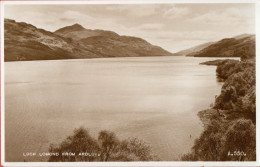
xmin=4 ymin=19 xmax=173 ymax=61
xmin=173 ymin=42 xmax=214 ymax=56
xmin=54 ymin=23 xmax=120 ymax=40
xmin=77 ymin=35 xmax=172 ymax=57
xmin=54 ymin=24 xmax=173 ymax=58
xmin=187 ymin=34 xmax=255 ymax=60
xmin=4 ymin=19 xmax=99 ymax=61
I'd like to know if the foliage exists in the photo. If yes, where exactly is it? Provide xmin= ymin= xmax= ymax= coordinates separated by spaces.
xmin=48 ymin=127 xmax=155 ymax=162
xmin=221 ymin=119 xmax=256 ymax=161
xmin=183 ymin=58 xmax=256 ymax=161
xmin=215 ymin=60 xmax=256 ymax=122
xmin=182 ymin=119 xmax=255 ymax=161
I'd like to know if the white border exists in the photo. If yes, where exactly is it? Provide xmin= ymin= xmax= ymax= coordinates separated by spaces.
xmin=1 ymin=1 xmax=5 ymax=166
xmin=255 ymin=0 xmax=260 ymax=165
xmin=1 ymin=0 xmax=259 ymax=166
xmin=0 ymin=0 xmax=257 ymax=4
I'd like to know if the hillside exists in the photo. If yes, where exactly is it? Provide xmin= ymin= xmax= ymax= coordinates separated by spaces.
xmin=4 ymin=19 xmax=99 ymax=61
xmin=54 ymin=23 xmax=119 ymax=40
xmin=4 ymin=19 xmax=173 ymax=61
xmin=173 ymin=42 xmax=214 ymax=56
xmin=187 ymin=34 xmax=255 ymax=60
xmin=55 ymin=24 xmax=173 ymax=58
xmin=183 ymin=59 xmax=256 ymax=161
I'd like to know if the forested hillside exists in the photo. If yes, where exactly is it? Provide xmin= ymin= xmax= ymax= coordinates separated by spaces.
xmin=187 ymin=34 xmax=255 ymax=60
xmin=182 ymin=59 xmax=256 ymax=161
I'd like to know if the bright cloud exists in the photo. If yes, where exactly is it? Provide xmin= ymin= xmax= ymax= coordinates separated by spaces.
xmin=163 ymin=6 xmax=191 ymax=19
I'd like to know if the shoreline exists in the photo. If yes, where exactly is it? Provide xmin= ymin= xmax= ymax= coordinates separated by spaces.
xmin=4 ymin=55 xmax=241 ymax=63
xmin=182 ymin=58 xmax=256 ymax=161
xmin=4 ymin=55 xmax=178 ymax=63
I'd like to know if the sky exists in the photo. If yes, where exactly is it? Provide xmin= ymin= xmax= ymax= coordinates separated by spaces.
xmin=4 ymin=3 xmax=255 ymax=53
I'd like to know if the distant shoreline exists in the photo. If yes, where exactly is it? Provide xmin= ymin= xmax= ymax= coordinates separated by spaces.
xmin=4 ymin=55 xmax=241 ymax=63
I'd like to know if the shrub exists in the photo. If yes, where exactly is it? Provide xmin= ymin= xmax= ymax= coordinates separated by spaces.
xmin=48 ymin=127 xmax=155 ymax=162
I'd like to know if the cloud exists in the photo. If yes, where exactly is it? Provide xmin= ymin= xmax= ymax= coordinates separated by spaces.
xmin=138 ymin=23 xmax=165 ymax=31
xmin=187 ymin=7 xmax=254 ymax=26
xmin=129 ymin=6 xmax=157 ymax=17
xmin=163 ymin=6 xmax=191 ymax=19
xmin=106 ymin=5 xmax=157 ymax=17
xmin=226 ymin=7 xmax=254 ymax=19
xmin=61 ymin=10 xmax=92 ymax=21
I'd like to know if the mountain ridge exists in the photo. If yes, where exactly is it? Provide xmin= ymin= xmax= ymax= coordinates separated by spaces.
xmin=173 ymin=33 xmax=255 ymax=59
xmin=187 ymin=34 xmax=255 ymax=59
xmin=54 ymin=23 xmax=120 ymax=40
xmin=4 ymin=19 xmax=173 ymax=61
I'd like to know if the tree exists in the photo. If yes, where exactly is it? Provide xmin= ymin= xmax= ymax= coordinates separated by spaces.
xmin=221 ymin=119 xmax=256 ymax=161
xmin=49 ymin=127 xmax=99 ymax=162
xmin=182 ymin=120 xmax=223 ymax=161
xmin=98 ymin=130 xmax=119 ymax=161
xmin=48 ymin=127 xmax=155 ymax=162
xmin=182 ymin=119 xmax=256 ymax=161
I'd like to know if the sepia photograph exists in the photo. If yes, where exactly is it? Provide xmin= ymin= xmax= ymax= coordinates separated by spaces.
xmin=1 ymin=0 xmax=258 ymax=165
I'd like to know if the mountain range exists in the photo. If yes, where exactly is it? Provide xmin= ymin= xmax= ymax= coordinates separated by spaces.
xmin=4 ymin=19 xmax=255 ymax=61
xmin=4 ymin=19 xmax=173 ymax=61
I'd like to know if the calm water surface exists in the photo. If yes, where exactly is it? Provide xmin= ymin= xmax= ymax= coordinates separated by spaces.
xmin=5 ymin=56 xmax=230 ymax=161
